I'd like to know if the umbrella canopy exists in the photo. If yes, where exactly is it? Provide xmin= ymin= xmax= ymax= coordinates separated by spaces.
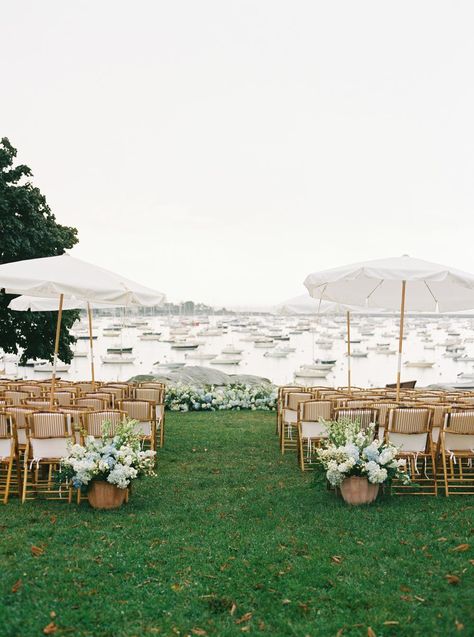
xmin=0 ymin=254 xmax=165 ymax=306
xmin=304 ymin=255 xmax=474 ymax=398
xmin=8 ymin=296 xmax=115 ymax=312
xmin=304 ymin=255 xmax=474 ymax=312
xmin=274 ymin=294 xmax=353 ymax=316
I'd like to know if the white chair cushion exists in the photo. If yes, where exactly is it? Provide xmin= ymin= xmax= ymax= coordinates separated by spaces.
xmin=444 ymin=433 xmax=474 ymax=452
xmin=301 ymin=421 xmax=328 ymax=438
xmin=389 ymin=432 xmax=428 ymax=453
xmin=30 ymin=438 xmax=69 ymax=460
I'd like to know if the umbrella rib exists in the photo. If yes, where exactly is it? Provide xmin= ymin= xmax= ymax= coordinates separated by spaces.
xmin=366 ymin=279 xmax=384 ymax=303
xmin=424 ymin=281 xmax=438 ymax=306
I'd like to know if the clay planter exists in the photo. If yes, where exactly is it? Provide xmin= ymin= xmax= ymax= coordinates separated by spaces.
xmin=340 ymin=476 xmax=379 ymax=505
xmin=88 ymin=481 xmax=127 ymax=510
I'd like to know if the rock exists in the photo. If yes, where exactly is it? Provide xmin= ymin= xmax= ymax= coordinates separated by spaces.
xmin=128 ymin=365 xmax=272 ymax=387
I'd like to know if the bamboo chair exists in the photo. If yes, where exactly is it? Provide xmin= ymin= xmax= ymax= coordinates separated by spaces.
xmin=106 ymin=382 xmax=132 ymax=398
xmin=138 ymin=382 xmax=166 ymax=389
xmin=297 ymin=400 xmax=332 ymax=471
xmin=100 ymin=386 xmax=127 ymax=401
xmin=117 ymin=399 xmax=157 ymax=450
xmin=276 ymin=386 xmax=306 ymax=435
xmin=440 ymin=411 xmax=474 ymax=496
xmin=74 ymin=382 xmax=100 ymax=393
xmin=4 ymin=406 xmax=35 ymax=454
xmin=334 ymin=408 xmax=378 ymax=430
xmin=82 ymin=410 xmax=126 ymax=441
xmin=75 ymin=397 xmax=108 ymax=411
xmin=22 ymin=411 xmax=72 ymax=503
xmin=134 ymin=388 xmax=165 ymax=446
xmin=386 ymin=408 xmax=436 ymax=495
xmin=0 ymin=413 xmax=17 ymax=503
xmin=370 ymin=402 xmax=399 ymax=439
xmin=17 ymin=384 xmax=44 ymax=397
xmin=22 ymin=398 xmax=59 ymax=409
xmin=280 ymin=392 xmax=316 ymax=454
xmin=58 ymin=405 xmax=93 ymax=444
xmin=5 ymin=390 xmax=31 ymax=406
xmin=83 ymin=392 xmax=115 ymax=408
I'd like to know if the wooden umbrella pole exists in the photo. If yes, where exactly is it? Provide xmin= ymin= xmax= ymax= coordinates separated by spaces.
xmin=87 ymin=302 xmax=96 ymax=390
xmin=346 ymin=311 xmax=351 ymax=391
xmin=50 ymin=293 xmax=64 ymax=409
xmin=396 ymin=281 xmax=407 ymax=401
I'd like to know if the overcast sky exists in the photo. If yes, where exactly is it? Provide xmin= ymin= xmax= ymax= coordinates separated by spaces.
xmin=2 ymin=1 xmax=474 ymax=307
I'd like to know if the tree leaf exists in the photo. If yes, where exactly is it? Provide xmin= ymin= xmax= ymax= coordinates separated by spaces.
xmin=235 ymin=612 xmax=252 ymax=624
xmin=31 ymin=546 xmax=44 ymax=557
xmin=452 ymin=544 xmax=469 ymax=552
xmin=445 ymin=574 xmax=460 ymax=585
xmin=11 ymin=579 xmax=22 ymax=593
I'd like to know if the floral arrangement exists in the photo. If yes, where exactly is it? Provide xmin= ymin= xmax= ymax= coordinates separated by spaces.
xmin=57 ymin=419 xmax=156 ymax=490
xmin=165 ymin=383 xmax=277 ymax=412
xmin=316 ymin=418 xmax=410 ymax=487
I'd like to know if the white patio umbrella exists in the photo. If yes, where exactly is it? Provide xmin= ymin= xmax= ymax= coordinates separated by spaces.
xmin=8 ymin=296 xmax=127 ymax=388
xmin=274 ymin=294 xmax=367 ymax=389
xmin=304 ymin=255 xmax=474 ymax=399
xmin=0 ymin=254 xmax=165 ymax=404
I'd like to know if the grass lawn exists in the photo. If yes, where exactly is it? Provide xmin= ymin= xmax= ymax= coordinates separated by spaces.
xmin=1 ymin=411 xmax=473 ymax=637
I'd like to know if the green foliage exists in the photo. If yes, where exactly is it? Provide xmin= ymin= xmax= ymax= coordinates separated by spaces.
xmin=0 ymin=137 xmax=79 ymax=363
xmin=0 ymin=411 xmax=472 ymax=636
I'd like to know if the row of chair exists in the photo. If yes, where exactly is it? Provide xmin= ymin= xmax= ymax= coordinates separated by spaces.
xmin=0 ymin=380 xmax=167 ymax=504
xmin=276 ymin=386 xmax=474 ymax=496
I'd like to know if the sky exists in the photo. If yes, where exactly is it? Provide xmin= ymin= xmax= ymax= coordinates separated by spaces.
xmin=1 ymin=1 xmax=474 ymax=307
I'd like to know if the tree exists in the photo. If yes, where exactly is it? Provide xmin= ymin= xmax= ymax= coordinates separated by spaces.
xmin=0 ymin=137 xmax=79 ymax=364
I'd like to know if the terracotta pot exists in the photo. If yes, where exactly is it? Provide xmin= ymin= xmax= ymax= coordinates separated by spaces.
xmin=340 ymin=476 xmax=379 ymax=505
xmin=88 ymin=481 xmax=127 ymax=510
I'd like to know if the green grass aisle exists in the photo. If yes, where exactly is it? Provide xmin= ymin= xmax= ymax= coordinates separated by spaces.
xmin=1 ymin=412 xmax=473 ymax=636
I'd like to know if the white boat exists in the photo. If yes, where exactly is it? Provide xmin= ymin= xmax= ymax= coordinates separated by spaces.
xmin=263 ymin=350 xmax=288 ymax=358
xmin=34 ymin=361 xmax=70 ymax=372
xmin=103 ymin=329 xmax=121 ymax=337
xmin=278 ymin=345 xmax=296 ymax=353
xmin=154 ymin=361 xmax=186 ymax=369
xmin=454 ymin=355 xmax=474 ymax=362
xmin=73 ymin=350 xmax=88 ymax=358
xmin=294 ymin=367 xmax=330 ymax=378
xmin=221 ymin=345 xmax=244 ymax=355
xmin=171 ymin=340 xmax=199 ymax=350
xmin=404 ymin=360 xmax=435 ymax=368
xmin=254 ymin=340 xmax=276 ymax=349
xmin=210 ymin=357 xmax=242 ymax=365
xmin=349 ymin=350 xmax=368 ymax=358
xmin=185 ymin=351 xmax=217 ymax=361
xmin=100 ymin=354 xmax=136 ymax=364
xmin=139 ymin=332 xmax=162 ymax=341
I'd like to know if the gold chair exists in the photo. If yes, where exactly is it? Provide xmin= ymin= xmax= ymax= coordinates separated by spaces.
xmin=440 ymin=410 xmax=474 ymax=496
xmin=22 ymin=411 xmax=72 ymax=502
xmin=386 ymin=408 xmax=436 ymax=495
xmin=82 ymin=410 xmax=126 ymax=441
xmin=297 ymin=400 xmax=332 ymax=471
xmin=0 ymin=413 xmax=17 ymax=503
xmin=117 ymin=399 xmax=157 ymax=450
xmin=280 ymin=392 xmax=316 ymax=454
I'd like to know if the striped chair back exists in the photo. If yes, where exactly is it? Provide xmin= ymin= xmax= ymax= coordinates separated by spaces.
xmin=76 ymin=397 xmax=108 ymax=410
xmin=83 ymin=410 xmax=126 ymax=438
xmin=335 ymin=408 xmax=376 ymax=429
xmin=29 ymin=412 xmax=69 ymax=438
xmin=134 ymin=387 xmax=164 ymax=403
xmin=298 ymin=400 xmax=332 ymax=423
xmin=388 ymin=408 xmax=431 ymax=434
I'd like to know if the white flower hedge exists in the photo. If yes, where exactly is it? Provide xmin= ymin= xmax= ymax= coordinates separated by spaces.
xmin=165 ymin=383 xmax=277 ymax=412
